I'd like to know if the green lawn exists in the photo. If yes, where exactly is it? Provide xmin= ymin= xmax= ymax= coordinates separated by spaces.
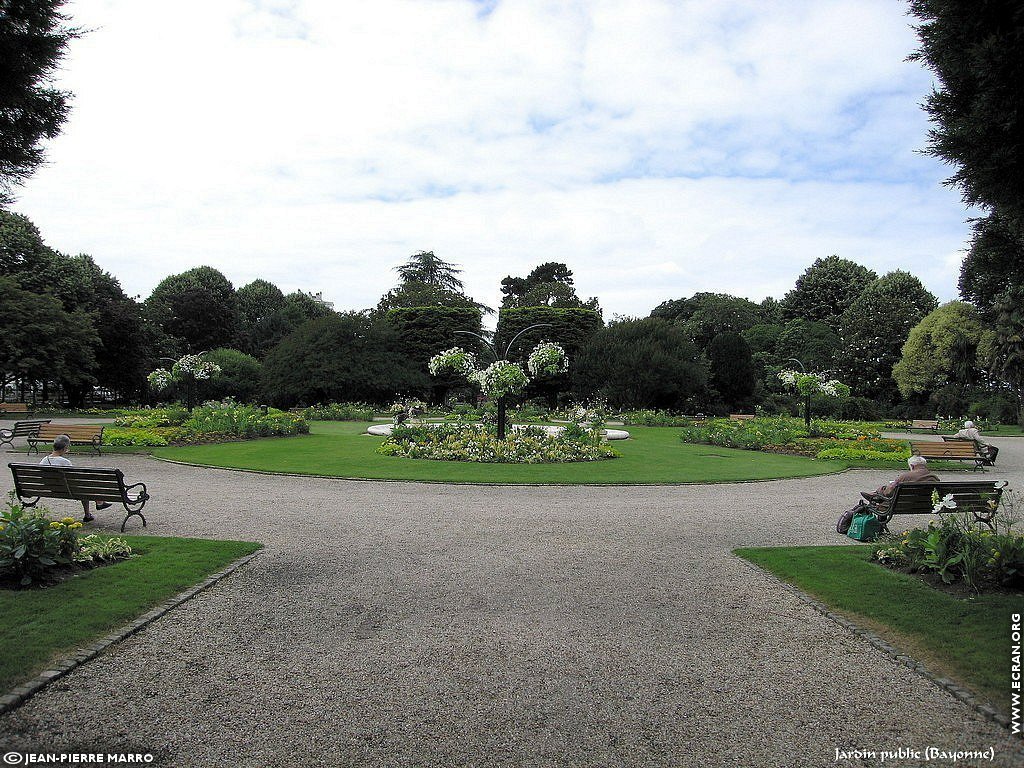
xmin=0 ymin=536 xmax=261 ymax=693
xmin=153 ymin=421 xmax=848 ymax=484
xmin=735 ymin=545 xmax=1024 ymax=712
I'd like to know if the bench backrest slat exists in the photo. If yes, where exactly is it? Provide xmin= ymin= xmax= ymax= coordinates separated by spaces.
xmin=909 ymin=440 xmax=978 ymax=457
xmin=35 ymin=424 xmax=104 ymax=441
xmin=10 ymin=420 xmax=50 ymax=437
xmin=888 ymin=481 xmax=1003 ymax=515
xmin=9 ymin=464 xmax=125 ymax=502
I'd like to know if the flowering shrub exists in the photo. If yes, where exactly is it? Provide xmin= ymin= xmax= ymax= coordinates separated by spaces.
xmin=527 ymin=342 xmax=568 ymax=377
xmin=619 ymin=410 xmax=697 ymax=427
xmin=873 ymin=490 xmax=1023 ymax=591
xmin=148 ymin=354 xmax=221 ymax=393
xmin=146 ymin=368 xmax=173 ymax=391
xmin=0 ymin=504 xmax=82 ymax=586
xmin=115 ymin=406 xmax=189 ymax=429
xmin=104 ymin=428 xmax=171 ymax=447
xmin=379 ymin=423 xmax=618 ymax=464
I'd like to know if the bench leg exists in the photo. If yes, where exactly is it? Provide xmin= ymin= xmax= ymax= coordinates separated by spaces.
xmin=121 ymin=509 xmax=147 ymax=533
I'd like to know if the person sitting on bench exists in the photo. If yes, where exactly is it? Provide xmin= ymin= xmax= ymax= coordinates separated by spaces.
xmin=861 ymin=455 xmax=939 ymax=504
xmin=952 ymin=420 xmax=998 ymax=464
xmin=39 ymin=434 xmax=111 ymax=522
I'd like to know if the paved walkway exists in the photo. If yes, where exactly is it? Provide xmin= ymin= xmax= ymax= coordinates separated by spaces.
xmin=0 ymin=429 xmax=1022 ymax=766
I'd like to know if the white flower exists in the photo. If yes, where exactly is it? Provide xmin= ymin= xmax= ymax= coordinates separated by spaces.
xmin=932 ymin=493 xmax=957 ymax=513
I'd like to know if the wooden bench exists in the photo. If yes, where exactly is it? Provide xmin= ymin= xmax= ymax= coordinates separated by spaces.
xmin=942 ymin=436 xmax=996 ymax=466
xmin=906 ymin=419 xmax=940 ymax=432
xmin=0 ymin=402 xmax=30 ymax=415
xmin=0 ymin=419 xmax=51 ymax=449
xmin=8 ymin=463 xmax=149 ymax=532
xmin=729 ymin=414 xmax=756 ymax=421
xmin=866 ymin=481 xmax=1005 ymax=530
xmin=27 ymin=424 xmax=105 ymax=456
xmin=909 ymin=440 xmax=987 ymax=470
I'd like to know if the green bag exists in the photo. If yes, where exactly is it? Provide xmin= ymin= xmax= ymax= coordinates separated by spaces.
xmin=847 ymin=511 xmax=882 ymax=542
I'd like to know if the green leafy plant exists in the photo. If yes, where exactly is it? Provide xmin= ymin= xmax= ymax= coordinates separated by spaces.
xmin=300 ymin=402 xmax=379 ymax=421
xmin=0 ymin=503 xmax=82 ymax=586
xmin=74 ymin=535 xmax=133 ymax=564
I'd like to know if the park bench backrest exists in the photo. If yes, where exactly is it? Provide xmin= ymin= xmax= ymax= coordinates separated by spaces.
xmin=729 ymin=414 xmax=755 ymax=421
xmin=888 ymin=481 xmax=1003 ymax=516
xmin=909 ymin=440 xmax=977 ymax=458
xmin=0 ymin=403 xmax=29 ymax=414
xmin=35 ymin=424 xmax=104 ymax=443
xmin=909 ymin=419 xmax=939 ymax=429
xmin=10 ymin=420 xmax=50 ymax=437
xmin=9 ymin=464 xmax=126 ymax=503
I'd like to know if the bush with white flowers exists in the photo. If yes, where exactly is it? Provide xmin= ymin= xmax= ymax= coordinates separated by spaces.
xmin=527 ymin=342 xmax=568 ymax=378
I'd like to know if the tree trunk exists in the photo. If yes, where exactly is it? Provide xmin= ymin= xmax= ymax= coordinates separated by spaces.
xmin=804 ymin=394 xmax=811 ymax=429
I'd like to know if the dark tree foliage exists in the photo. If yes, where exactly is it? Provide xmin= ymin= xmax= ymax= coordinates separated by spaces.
xmin=959 ymin=212 xmax=1024 ymax=310
xmin=281 ymin=290 xmax=334 ymax=323
xmin=500 ymin=262 xmax=600 ymax=311
xmin=776 ymin=319 xmax=839 ymax=371
xmin=197 ymin=347 xmax=262 ymax=403
xmin=260 ymin=313 xmax=427 ymax=408
xmin=780 ymin=256 xmax=877 ymax=329
xmin=908 ymin=1 xmax=1024 ymax=314
xmin=836 ymin=271 xmax=938 ymax=400
xmin=235 ymin=279 xmax=292 ymax=358
xmin=378 ymin=251 xmax=487 ymax=313
xmin=385 ymin=307 xmax=483 ymax=368
xmin=145 ymin=266 xmax=239 ymax=354
xmin=377 ymin=281 xmax=483 ymax=313
xmin=651 ymin=292 xmax=764 ymax=350
xmin=909 ymin=0 xmax=1024 ymax=225
xmin=0 ymin=0 xmax=78 ymax=204
xmin=0 ymin=209 xmax=53 ymax=290
xmin=573 ymin=318 xmax=705 ymax=410
xmin=709 ymin=332 xmax=755 ymax=407
xmin=494 ymin=307 xmax=603 ymax=363
xmin=0 ymin=275 xmax=97 ymax=401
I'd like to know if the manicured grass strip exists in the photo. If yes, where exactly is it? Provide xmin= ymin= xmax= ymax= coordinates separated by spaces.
xmin=154 ymin=422 xmax=847 ymax=484
xmin=734 ymin=545 xmax=1023 ymax=710
xmin=0 ymin=536 xmax=261 ymax=693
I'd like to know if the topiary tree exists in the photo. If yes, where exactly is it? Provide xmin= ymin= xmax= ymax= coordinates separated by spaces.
xmin=429 ymin=334 xmax=567 ymax=439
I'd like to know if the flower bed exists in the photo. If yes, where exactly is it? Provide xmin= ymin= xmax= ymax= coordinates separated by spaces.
xmin=0 ymin=503 xmax=133 ymax=587
xmin=873 ymin=492 xmax=1023 ymax=592
xmin=678 ymin=416 xmax=905 ymax=460
xmin=300 ymin=402 xmax=379 ymax=421
xmin=378 ymin=423 xmax=618 ymax=464
xmin=106 ymin=402 xmax=308 ymax=446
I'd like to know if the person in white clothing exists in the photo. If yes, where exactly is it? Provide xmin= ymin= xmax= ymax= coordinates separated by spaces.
xmin=39 ymin=434 xmax=111 ymax=522
xmin=952 ymin=420 xmax=998 ymax=464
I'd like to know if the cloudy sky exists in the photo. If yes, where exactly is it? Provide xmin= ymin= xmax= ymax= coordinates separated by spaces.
xmin=15 ymin=0 xmax=972 ymax=318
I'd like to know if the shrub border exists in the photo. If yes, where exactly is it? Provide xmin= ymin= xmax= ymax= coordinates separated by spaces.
xmin=0 ymin=550 xmax=261 ymax=715
xmin=734 ymin=553 xmax=1019 ymax=734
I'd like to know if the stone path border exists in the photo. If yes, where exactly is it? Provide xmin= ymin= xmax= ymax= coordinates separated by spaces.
xmin=734 ymin=553 xmax=1022 ymax=743
xmin=0 ymin=550 xmax=261 ymax=716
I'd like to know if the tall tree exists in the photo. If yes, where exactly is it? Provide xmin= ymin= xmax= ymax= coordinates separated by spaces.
xmin=708 ymin=332 xmax=755 ymax=407
xmin=500 ymin=262 xmax=600 ymax=311
xmin=780 ymin=256 xmax=877 ymax=329
xmin=378 ymin=251 xmax=486 ymax=312
xmin=652 ymin=292 xmax=764 ymax=351
xmin=573 ymin=318 xmax=705 ymax=409
xmin=893 ymin=301 xmax=986 ymax=402
xmin=908 ymin=1 xmax=1024 ymax=316
xmin=145 ymin=266 xmax=238 ymax=354
xmin=0 ymin=0 xmax=78 ymax=204
xmin=836 ymin=271 xmax=938 ymax=399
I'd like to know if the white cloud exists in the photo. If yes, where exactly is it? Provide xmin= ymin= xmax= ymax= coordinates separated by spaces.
xmin=14 ymin=0 xmax=969 ymax=317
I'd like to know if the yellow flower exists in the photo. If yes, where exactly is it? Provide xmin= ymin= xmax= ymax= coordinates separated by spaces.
xmin=71 ymin=522 xmax=83 ymax=529
xmin=61 ymin=517 xmax=76 ymax=525
xmin=50 ymin=521 xmax=63 ymax=529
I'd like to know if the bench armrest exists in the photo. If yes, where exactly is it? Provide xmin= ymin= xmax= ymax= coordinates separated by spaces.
xmin=124 ymin=481 xmax=149 ymax=503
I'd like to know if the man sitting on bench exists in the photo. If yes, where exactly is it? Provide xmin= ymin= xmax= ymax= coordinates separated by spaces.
xmin=952 ymin=420 xmax=998 ymax=464
xmin=39 ymin=434 xmax=111 ymax=522
xmin=861 ymin=455 xmax=939 ymax=504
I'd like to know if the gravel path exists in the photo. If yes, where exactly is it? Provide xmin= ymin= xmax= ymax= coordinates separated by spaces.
xmin=0 ymin=428 xmax=1022 ymax=766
